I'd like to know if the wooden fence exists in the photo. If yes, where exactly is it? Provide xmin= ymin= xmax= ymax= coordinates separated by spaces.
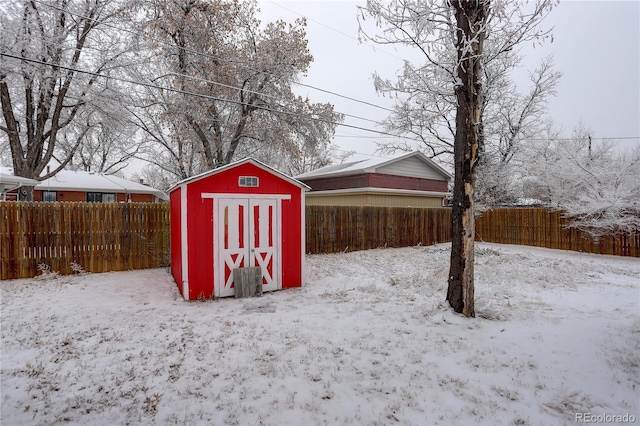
xmin=306 ymin=206 xmax=638 ymax=257
xmin=2 ymin=203 xmax=637 ymax=280
xmin=305 ymin=206 xmax=451 ymax=253
xmin=475 ymin=208 xmax=640 ymax=257
xmin=1 ymin=202 xmax=169 ymax=280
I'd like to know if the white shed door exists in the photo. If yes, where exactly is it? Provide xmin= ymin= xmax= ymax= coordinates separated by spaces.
xmin=217 ymin=198 xmax=279 ymax=297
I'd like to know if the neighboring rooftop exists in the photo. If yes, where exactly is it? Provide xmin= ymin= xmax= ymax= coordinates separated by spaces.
xmin=0 ymin=173 xmax=40 ymax=200
xmin=295 ymin=151 xmax=452 ymax=181
xmin=0 ymin=168 xmax=169 ymax=201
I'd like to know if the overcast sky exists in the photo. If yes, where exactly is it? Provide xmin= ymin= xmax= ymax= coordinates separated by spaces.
xmin=258 ymin=1 xmax=640 ymax=160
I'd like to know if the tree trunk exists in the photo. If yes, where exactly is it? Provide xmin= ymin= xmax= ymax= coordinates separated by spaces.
xmin=20 ymin=186 xmax=35 ymax=202
xmin=446 ymin=1 xmax=488 ymax=318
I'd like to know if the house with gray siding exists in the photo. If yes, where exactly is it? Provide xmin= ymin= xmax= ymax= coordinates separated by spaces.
xmin=295 ymin=151 xmax=452 ymax=208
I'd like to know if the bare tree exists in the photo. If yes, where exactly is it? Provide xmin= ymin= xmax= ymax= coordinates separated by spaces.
xmin=475 ymin=57 xmax=561 ymax=207
xmin=359 ymin=0 xmax=556 ymax=317
xmin=124 ymin=80 xmax=199 ymax=182
xmin=131 ymin=164 xmax=175 ymax=193
xmin=56 ymin=91 xmax=143 ymax=174
xmin=360 ymin=2 xmax=560 ymax=203
xmin=128 ymin=0 xmax=342 ymax=180
xmin=526 ymin=125 xmax=640 ymax=236
xmin=445 ymin=1 xmax=488 ymax=317
xmin=244 ymin=100 xmax=341 ymax=176
xmin=0 ymin=0 xmax=133 ymax=199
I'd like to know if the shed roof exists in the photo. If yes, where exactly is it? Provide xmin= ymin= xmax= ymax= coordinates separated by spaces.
xmin=169 ymin=157 xmax=310 ymax=193
xmin=295 ymin=151 xmax=452 ymax=181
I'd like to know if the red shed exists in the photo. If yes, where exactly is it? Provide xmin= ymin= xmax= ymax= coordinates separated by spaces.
xmin=169 ymin=158 xmax=309 ymax=300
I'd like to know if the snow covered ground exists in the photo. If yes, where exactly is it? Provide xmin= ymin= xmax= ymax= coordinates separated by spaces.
xmin=1 ymin=243 xmax=638 ymax=425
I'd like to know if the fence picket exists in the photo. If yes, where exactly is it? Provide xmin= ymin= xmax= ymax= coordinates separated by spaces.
xmin=304 ymin=206 xmax=638 ymax=258
xmin=1 ymin=203 xmax=637 ymax=280
xmin=0 ymin=202 xmax=170 ymax=279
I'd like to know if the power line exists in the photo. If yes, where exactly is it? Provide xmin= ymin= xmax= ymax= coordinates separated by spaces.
xmin=267 ymin=0 xmax=408 ymax=64
xmin=28 ymin=0 xmax=395 ymax=114
xmin=295 ymin=82 xmax=394 ymax=113
xmin=334 ymin=134 xmax=398 ymax=139
xmin=25 ymin=0 xmax=637 ymax=147
xmin=5 ymin=51 xmax=638 ymax=148
xmin=525 ymin=136 xmax=640 ymax=142
xmin=266 ymin=4 xmax=640 ymax=146
xmin=0 ymin=52 xmax=413 ymax=140
xmin=6 ymin=51 xmax=636 ymax=147
xmin=166 ymin=72 xmax=383 ymax=125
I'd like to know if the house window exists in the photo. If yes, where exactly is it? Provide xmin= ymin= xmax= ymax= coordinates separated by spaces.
xmin=87 ymin=192 xmax=101 ymax=203
xmin=87 ymin=192 xmax=116 ymax=203
xmin=42 ymin=191 xmax=57 ymax=202
xmin=239 ymin=176 xmax=259 ymax=187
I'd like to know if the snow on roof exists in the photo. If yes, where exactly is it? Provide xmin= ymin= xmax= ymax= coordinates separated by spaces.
xmin=0 ymin=167 xmax=168 ymax=201
xmin=40 ymin=170 xmax=169 ymax=200
xmin=0 ymin=172 xmax=39 ymax=187
xmin=295 ymin=151 xmax=452 ymax=180
xmin=0 ymin=172 xmax=40 ymax=196
xmin=296 ymin=160 xmax=364 ymax=177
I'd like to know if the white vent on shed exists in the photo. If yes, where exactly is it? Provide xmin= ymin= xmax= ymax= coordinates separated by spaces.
xmin=239 ymin=176 xmax=259 ymax=187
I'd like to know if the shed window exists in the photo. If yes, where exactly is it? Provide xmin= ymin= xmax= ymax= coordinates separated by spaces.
xmin=42 ymin=191 xmax=57 ymax=202
xmin=239 ymin=176 xmax=259 ymax=187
